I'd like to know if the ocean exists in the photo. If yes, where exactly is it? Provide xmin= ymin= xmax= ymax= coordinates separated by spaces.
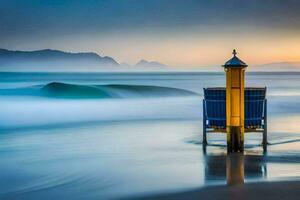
xmin=0 ymin=72 xmax=300 ymax=199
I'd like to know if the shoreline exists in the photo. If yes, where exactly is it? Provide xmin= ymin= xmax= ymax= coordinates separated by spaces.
xmin=124 ymin=180 xmax=300 ymax=200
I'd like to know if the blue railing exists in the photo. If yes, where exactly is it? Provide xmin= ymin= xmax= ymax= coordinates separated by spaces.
xmin=203 ymin=87 xmax=266 ymax=129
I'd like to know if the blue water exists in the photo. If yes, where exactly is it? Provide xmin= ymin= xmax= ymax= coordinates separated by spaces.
xmin=0 ymin=72 xmax=300 ymax=199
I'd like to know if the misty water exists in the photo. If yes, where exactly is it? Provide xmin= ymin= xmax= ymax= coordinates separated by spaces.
xmin=1 ymin=72 xmax=300 ymax=199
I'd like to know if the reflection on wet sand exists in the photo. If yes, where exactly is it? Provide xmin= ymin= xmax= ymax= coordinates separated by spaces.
xmin=133 ymin=146 xmax=300 ymax=200
xmin=226 ymin=153 xmax=245 ymax=185
xmin=203 ymin=148 xmax=267 ymax=185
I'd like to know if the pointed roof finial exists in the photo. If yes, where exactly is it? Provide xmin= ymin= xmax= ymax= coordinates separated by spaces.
xmin=223 ymin=49 xmax=247 ymax=68
xmin=233 ymin=49 xmax=237 ymax=57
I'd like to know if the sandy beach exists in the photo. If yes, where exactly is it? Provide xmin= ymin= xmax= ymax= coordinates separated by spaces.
xmin=126 ymin=181 xmax=300 ymax=200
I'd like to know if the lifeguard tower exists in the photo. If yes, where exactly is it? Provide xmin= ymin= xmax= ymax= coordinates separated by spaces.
xmin=203 ymin=50 xmax=267 ymax=152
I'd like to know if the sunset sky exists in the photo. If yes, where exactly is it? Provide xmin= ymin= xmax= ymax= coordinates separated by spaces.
xmin=1 ymin=0 xmax=300 ymax=68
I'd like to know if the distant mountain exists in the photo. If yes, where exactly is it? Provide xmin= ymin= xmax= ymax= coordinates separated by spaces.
xmin=0 ymin=48 xmax=119 ymax=71
xmin=135 ymin=59 xmax=167 ymax=68
xmin=254 ymin=62 xmax=300 ymax=71
xmin=120 ymin=62 xmax=131 ymax=67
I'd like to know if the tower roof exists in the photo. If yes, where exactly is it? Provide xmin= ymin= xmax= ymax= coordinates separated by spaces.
xmin=223 ymin=49 xmax=247 ymax=68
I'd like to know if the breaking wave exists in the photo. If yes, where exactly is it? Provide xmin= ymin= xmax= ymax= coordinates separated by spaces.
xmin=0 ymin=82 xmax=198 ymax=98
xmin=0 ymin=82 xmax=201 ymax=130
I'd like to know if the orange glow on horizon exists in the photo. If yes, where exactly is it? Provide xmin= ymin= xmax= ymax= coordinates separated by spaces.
xmin=14 ymin=28 xmax=300 ymax=68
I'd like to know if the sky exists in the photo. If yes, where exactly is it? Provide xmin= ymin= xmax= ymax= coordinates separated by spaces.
xmin=1 ymin=0 xmax=300 ymax=68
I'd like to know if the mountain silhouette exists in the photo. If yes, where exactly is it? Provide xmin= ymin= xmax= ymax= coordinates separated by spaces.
xmin=0 ymin=48 xmax=119 ymax=71
xmin=135 ymin=59 xmax=166 ymax=68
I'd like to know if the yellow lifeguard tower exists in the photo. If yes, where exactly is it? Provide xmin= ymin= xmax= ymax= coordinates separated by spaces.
xmin=203 ymin=50 xmax=267 ymax=153
xmin=223 ymin=49 xmax=247 ymax=152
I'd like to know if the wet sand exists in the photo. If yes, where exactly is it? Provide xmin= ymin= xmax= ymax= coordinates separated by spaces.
xmin=122 ymin=151 xmax=300 ymax=200
xmin=127 ymin=180 xmax=300 ymax=200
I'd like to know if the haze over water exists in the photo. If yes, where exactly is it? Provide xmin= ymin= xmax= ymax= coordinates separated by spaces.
xmin=1 ymin=1 xmax=300 ymax=199
xmin=0 ymin=72 xmax=300 ymax=199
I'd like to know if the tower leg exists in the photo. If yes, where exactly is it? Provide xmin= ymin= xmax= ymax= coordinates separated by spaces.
xmin=262 ymin=99 xmax=267 ymax=152
xmin=203 ymin=100 xmax=207 ymax=145
xmin=227 ymin=126 xmax=244 ymax=153
xmin=203 ymin=126 xmax=207 ymax=145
